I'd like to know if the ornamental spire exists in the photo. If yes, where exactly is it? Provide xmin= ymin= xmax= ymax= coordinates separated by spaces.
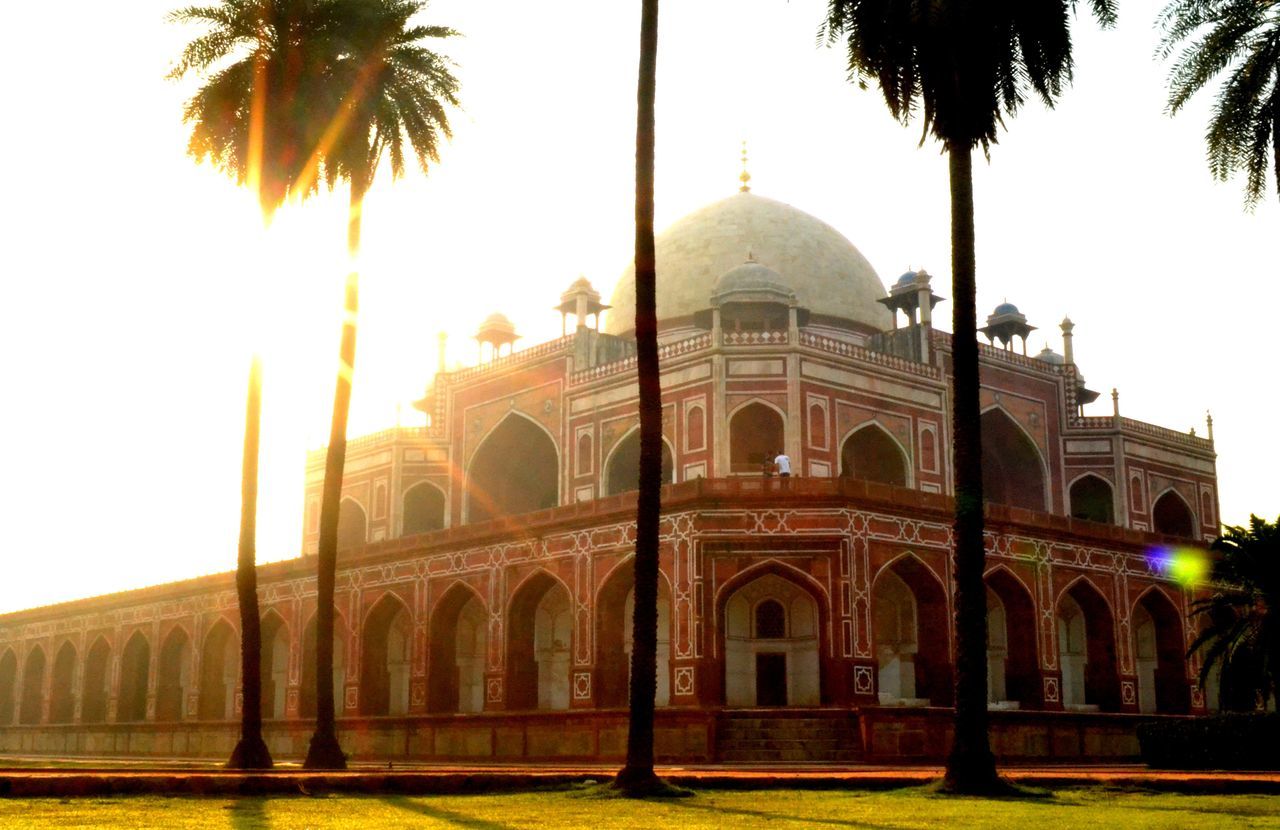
xmin=738 ymin=140 xmax=751 ymax=192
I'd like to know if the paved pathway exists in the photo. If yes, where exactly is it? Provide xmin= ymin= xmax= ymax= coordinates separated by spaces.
xmin=1 ymin=757 xmax=1278 ymax=797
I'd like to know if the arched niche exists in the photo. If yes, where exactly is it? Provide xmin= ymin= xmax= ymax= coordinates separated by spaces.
xmin=723 ymin=572 xmax=821 ymax=707
xmin=360 ymin=594 xmax=413 ymax=716
xmin=0 ymin=650 xmax=15 ymax=726
xmin=985 ymin=569 xmax=1040 ymax=709
xmin=604 ymin=429 xmax=674 ymax=496
xmin=49 ymin=642 xmax=77 ymax=724
xmin=980 ymin=409 xmax=1046 ymax=511
xmin=840 ymin=424 xmax=909 ymax=487
xmin=337 ymin=498 xmax=367 ymax=550
xmin=872 ymin=556 xmax=952 ymax=706
xmin=260 ymin=612 xmax=289 ymax=720
xmin=1069 ymin=474 xmax=1115 ymax=524
xmin=1152 ymin=491 xmax=1195 ymax=538
xmin=156 ymin=628 xmax=192 ymax=721
xmin=427 ymin=583 xmax=488 ymax=714
xmin=1134 ymin=590 xmax=1190 ymax=714
xmin=729 ymin=402 xmax=785 ymax=474
xmin=594 ymin=562 xmax=672 ymax=708
xmin=1056 ymin=580 xmax=1119 ymax=711
xmin=18 ymin=647 xmax=45 ymax=725
xmin=467 ymin=414 xmax=559 ymax=524
xmin=118 ymin=632 xmax=151 ymax=723
xmin=80 ymin=638 xmax=110 ymax=725
xmin=506 ymin=572 xmax=572 ymax=711
xmin=198 ymin=621 xmax=238 ymax=720
xmin=300 ymin=611 xmax=348 ymax=719
xmin=402 ymin=482 xmax=446 ymax=536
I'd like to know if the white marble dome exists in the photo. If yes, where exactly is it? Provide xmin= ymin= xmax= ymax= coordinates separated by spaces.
xmin=605 ymin=191 xmax=890 ymax=334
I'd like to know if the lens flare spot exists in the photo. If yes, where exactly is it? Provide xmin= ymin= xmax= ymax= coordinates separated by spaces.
xmin=1146 ymin=545 xmax=1208 ymax=585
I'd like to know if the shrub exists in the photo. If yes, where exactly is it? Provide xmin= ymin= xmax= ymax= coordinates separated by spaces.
xmin=1137 ymin=714 xmax=1280 ymax=770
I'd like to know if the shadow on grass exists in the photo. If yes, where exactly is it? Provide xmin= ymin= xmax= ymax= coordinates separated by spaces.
xmin=664 ymin=794 xmax=896 ymax=829
xmin=227 ymin=796 xmax=268 ymax=830
xmin=381 ymin=794 xmax=516 ymax=829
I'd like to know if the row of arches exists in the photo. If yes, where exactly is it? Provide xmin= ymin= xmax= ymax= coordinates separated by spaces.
xmin=332 ymin=407 xmax=1200 ymax=551
xmin=0 ymin=613 xmax=351 ymax=727
xmin=0 ymin=564 xmax=1194 ymax=725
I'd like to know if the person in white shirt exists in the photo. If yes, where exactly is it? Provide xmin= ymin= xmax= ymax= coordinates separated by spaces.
xmin=773 ymin=451 xmax=791 ymax=478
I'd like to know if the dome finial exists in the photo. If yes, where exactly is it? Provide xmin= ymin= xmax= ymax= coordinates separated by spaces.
xmin=738 ymin=140 xmax=751 ymax=192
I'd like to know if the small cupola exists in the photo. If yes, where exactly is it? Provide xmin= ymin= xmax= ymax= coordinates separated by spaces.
xmin=476 ymin=312 xmax=519 ymax=361
xmin=555 ymin=276 xmax=609 ymax=335
xmin=980 ymin=301 xmax=1036 ymax=354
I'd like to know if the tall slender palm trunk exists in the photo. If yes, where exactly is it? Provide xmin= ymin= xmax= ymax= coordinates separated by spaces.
xmin=942 ymin=145 xmax=1000 ymax=792
xmin=228 ymin=356 xmax=272 ymax=769
xmin=305 ymin=177 xmax=366 ymax=770
xmin=616 ymin=0 xmax=662 ymax=795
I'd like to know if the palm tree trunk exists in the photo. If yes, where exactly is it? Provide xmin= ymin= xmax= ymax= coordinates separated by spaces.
xmin=942 ymin=144 xmax=1000 ymax=793
xmin=228 ymin=356 xmax=272 ymax=769
xmin=304 ymin=176 xmax=366 ymax=770
xmin=615 ymin=0 xmax=663 ymax=796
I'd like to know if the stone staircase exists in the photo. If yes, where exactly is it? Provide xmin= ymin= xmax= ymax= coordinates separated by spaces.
xmin=716 ymin=709 xmax=863 ymax=764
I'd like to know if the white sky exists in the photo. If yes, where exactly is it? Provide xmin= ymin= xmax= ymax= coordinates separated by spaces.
xmin=1 ymin=0 xmax=1275 ymax=614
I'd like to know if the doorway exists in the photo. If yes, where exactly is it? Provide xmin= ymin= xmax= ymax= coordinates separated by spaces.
xmin=755 ymin=653 xmax=787 ymax=706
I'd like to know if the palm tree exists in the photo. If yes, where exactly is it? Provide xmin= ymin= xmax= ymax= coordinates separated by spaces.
xmin=1190 ymin=515 xmax=1280 ymax=710
xmin=303 ymin=0 xmax=459 ymax=770
xmin=822 ymin=0 xmax=1115 ymax=793
xmin=1159 ymin=0 xmax=1280 ymax=208
xmin=168 ymin=0 xmax=350 ymax=769
xmin=613 ymin=0 xmax=665 ymax=798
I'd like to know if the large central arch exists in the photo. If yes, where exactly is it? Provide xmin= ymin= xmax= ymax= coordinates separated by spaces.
xmin=720 ymin=566 xmax=825 ymax=707
xmin=980 ymin=409 xmax=1046 ymax=511
xmin=467 ymin=414 xmax=559 ymax=524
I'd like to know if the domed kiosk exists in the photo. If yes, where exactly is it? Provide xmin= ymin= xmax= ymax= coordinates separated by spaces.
xmin=605 ymin=191 xmax=890 ymax=336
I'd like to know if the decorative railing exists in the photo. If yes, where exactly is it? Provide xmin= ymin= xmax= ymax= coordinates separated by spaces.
xmin=722 ymin=330 xmax=788 ymax=346
xmin=1069 ymin=416 xmax=1116 ymax=430
xmin=442 ymin=335 xmax=576 ymax=384
xmin=311 ymin=426 xmax=435 ymax=456
xmin=799 ymin=332 xmax=941 ymax=379
xmin=569 ymin=332 xmax=711 ymax=385
xmin=1119 ymin=417 xmax=1213 ymax=450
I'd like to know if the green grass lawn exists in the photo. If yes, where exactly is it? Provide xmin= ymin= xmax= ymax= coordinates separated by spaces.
xmin=0 ymin=786 xmax=1277 ymax=829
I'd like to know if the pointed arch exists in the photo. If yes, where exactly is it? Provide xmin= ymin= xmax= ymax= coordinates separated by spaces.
xmin=983 ymin=565 xmax=1040 ymax=708
xmin=1069 ymin=473 xmax=1115 ymax=524
xmin=427 ymin=581 xmax=489 ymax=713
xmin=1152 ymin=489 xmax=1195 ymax=538
xmin=603 ymin=426 xmax=675 ymax=495
xmin=980 ymin=407 xmax=1047 ymax=511
xmin=18 ymin=645 xmax=46 ymax=724
xmin=48 ymin=641 xmax=77 ymax=724
xmin=117 ymin=631 xmax=151 ymax=722
xmin=0 ymin=649 xmax=16 ymax=726
xmin=360 ymin=592 xmax=413 ymax=716
xmin=300 ymin=608 xmax=349 ymax=719
xmin=259 ymin=610 xmax=290 ymax=720
xmin=871 ymin=553 xmax=952 ymax=706
xmin=1056 ymin=577 xmax=1119 ymax=710
xmin=506 ymin=569 xmax=573 ymax=711
xmin=728 ymin=399 xmax=786 ymax=474
xmin=337 ymin=498 xmax=367 ymax=550
xmin=1133 ymin=586 xmax=1190 ymax=713
xmin=466 ymin=412 xmax=560 ymax=524
xmin=199 ymin=619 xmax=238 ymax=720
xmin=718 ymin=563 xmax=826 ymax=707
xmin=156 ymin=626 xmax=193 ymax=721
xmin=80 ymin=637 xmax=111 ymax=724
xmin=594 ymin=555 xmax=673 ymax=708
xmin=402 ymin=481 xmax=447 ymax=536
xmin=839 ymin=422 xmax=910 ymax=487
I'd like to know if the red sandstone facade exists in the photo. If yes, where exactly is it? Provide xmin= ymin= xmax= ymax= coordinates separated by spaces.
xmin=0 ymin=190 xmax=1220 ymax=763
